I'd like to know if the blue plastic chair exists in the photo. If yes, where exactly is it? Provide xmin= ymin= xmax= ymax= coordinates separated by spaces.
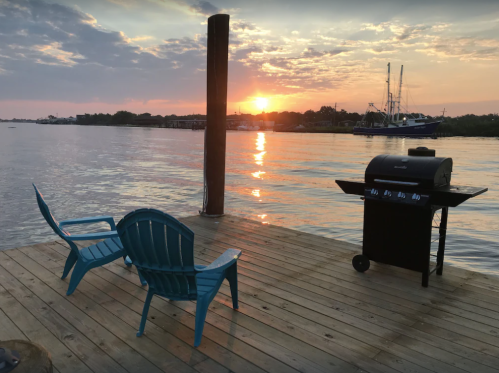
xmin=117 ymin=208 xmax=241 ymax=347
xmin=33 ymin=184 xmax=145 ymax=295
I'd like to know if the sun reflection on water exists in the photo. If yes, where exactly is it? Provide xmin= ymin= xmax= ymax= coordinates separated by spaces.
xmin=252 ymin=132 xmax=268 ymax=223
xmin=254 ymin=151 xmax=266 ymax=166
xmin=252 ymin=171 xmax=266 ymax=179
xmin=256 ymin=132 xmax=266 ymax=151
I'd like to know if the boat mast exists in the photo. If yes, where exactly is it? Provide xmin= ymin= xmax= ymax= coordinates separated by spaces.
xmin=386 ymin=63 xmax=391 ymax=123
xmin=397 ymin=65 xmax=403 ymax=122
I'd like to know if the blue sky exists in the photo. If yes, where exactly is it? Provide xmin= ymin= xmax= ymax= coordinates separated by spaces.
xmin=0 ymin=0 xmax=498 ymax=118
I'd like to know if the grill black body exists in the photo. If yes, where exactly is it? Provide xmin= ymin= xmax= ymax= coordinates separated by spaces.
xmin=336 ymin=152 xmax=487 ymax=287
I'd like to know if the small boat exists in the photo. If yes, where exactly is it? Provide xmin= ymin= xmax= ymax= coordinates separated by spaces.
xmin=237 ymin=125 xmax=260 ymax=131
xmin=354 ymin=63 xmax=441 ymax=137
xmin=8 ymin=126 xmax=16 ymax=128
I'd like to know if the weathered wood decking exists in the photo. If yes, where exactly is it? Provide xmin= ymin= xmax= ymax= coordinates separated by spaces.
xmin=1 ymin=214 xmax=499 ymax=373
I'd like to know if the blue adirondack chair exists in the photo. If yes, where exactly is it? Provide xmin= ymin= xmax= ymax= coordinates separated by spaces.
xmin=117 ymin=208 xmax=241 ymax=347
xmin=33 ymin=184 xmax=146 ymax=295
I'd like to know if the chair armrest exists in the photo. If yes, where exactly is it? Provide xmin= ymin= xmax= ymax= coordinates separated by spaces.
xmin=59 ymin=216 xmax=117 ymax=230
xmin=65 ymin=231 xmax=119 ymax=241
xmin=196 ymin=249 xmax=241 ymax=274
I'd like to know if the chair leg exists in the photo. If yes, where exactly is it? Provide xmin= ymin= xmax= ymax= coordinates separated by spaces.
xmin=225 ymin=263 xmax=239 ymax=310
xmin=66 ymin=260 xmax=88 ymax=296
xmin=124 ymin=255 xmax=132 ymax=268
xmin=138 ymin=270 xmax=147 ymax=286
xmin=194 ymin=297 xmax=209 ymax=347
xmin=62 ymin=250 xmax=78 ymax=280
xmin=137 ymin=290 xmax=154 ymax=337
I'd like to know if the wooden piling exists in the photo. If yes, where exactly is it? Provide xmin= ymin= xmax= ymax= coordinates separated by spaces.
xmin=202 ymin=14 xmax=230 ymax=216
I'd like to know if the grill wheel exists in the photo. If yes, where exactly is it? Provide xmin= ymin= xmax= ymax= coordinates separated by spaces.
xmin=352 ymin=255 xmax=370 ymax=272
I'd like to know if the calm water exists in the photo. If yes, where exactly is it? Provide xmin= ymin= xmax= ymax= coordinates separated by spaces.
xmin=1 ymin=122 xmax=498 ymax=275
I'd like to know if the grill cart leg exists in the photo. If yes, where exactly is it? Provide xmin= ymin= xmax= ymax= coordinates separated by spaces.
xmin=422 ymin=268 xmax=429 ymax=287
xmin=437 ymin=207 xmax=449 ymax=276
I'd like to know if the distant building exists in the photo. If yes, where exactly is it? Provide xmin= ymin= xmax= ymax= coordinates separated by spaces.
xmin=339 ymin=120 xmax=356 ymax=127
xmin=134 ymin=115 xmax=165 ymax=127
xmin=237 ymin=120 xmax=274 ymax=130
xmin=167 ymin=119 xmax=206 ymax=129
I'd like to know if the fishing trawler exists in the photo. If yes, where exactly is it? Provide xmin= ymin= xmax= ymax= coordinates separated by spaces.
xmin=354 ymin=63 xmax=441 ymax=137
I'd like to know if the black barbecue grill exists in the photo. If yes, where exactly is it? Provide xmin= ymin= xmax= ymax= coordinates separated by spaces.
xmin=336 ymin=148 xmax=487 ymax=287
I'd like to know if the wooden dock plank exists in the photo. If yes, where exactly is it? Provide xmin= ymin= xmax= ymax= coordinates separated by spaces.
xmin=11 ymin=247 xmax=215 ymax=373
xmin=0 ymin=252 xmax=126 ymax=373
xmin=0 ymin=307 xmax=26 ymax=340
xmin=1 ymin=214 xmax=499 ymax=373
xmin=0 ymin=285 xmax=91 ymax=373
xmin=103 ymin=251 xmax=490 ymax=373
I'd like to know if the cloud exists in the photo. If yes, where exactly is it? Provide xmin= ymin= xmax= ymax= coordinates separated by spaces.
xmin=231 ymin=21 xmax=256 ymax=32
xmin=300 ymin=47 xmax=347 ymax=58
xmin=361 ymin=22 xmax=390 ymax=33
xmin=417 ymin=36 xmax=499 ymax=60
xmin=0 ymin=0 xmax=207 ymax=105
xmin=189 ymin=1 xmax=219 ymax=16
xmin=1 ymin=0 xmax=498 ymax=117
xmin=365 ymin=46 xmax=396 ymax=54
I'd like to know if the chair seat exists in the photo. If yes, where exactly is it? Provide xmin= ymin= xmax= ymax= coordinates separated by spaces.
xmin=80 ymin=237 xmax=125 ymax=262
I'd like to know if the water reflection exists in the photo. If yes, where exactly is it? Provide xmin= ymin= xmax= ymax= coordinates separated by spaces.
xmin=252 ymin=132 xmax=268 ymax=223
xmin=256 ymin=132 xmax=265 ymax=151
xmin=251 ymin=189 xmax=260 ymax=197
xmin=251 ymin=171 xmax=266 ymax=179
xmin=254 ymin=151 xmax=266 ymax=166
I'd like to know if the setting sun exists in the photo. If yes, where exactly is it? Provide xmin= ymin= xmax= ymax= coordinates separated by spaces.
xmin=254 ymin=97 xmax=268 ymax=111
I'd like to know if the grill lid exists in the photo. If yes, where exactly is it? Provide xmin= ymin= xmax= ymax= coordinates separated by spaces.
xmin=365 ymin=155 xmax=453 ymax=189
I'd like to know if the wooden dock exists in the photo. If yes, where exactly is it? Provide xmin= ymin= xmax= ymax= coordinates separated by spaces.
xmin=1 ymin=214 xmax=499 ymax=373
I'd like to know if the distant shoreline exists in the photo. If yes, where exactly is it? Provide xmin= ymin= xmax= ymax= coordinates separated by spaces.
xmin=4 ymin=122 xmax=498 ymax=137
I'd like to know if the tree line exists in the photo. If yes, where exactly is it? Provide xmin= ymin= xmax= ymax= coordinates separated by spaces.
xmin=73 ymin=108 xmax=499 ymax=136
xmin=75 ymin=106 xmax=363 ymax=126
xmin=437 ymin=114 xmax=499 ymax=137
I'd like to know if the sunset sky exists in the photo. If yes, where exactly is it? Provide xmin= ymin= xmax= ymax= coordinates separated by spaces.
xmin=0 ymin=0 xmax=498 ymax=119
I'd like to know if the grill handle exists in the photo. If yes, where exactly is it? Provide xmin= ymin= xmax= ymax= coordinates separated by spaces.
xmin=373 ymin=179 xmax=420 ymax=186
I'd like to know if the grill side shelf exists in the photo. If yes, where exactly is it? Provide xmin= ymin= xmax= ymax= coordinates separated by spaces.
xmin=335 ymin=179 xmax=365 ymax=196
xmin=430 ymin=185 xmax=488 ymax=207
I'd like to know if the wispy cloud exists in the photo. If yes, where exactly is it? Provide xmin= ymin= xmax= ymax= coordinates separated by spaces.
xmin=189 ymin=0 xmax=219 ymax=16
xmin=417 ymin=36 xmax=499 ymax=61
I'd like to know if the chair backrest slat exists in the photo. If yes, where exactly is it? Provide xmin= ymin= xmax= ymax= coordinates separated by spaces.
xmin=180 ymin=233 xmax=195 ymax=268
xmin=165 ymin=226 xmax=183 ymax=268
xmin=137 ymin=220 xmax=159 ymax=267
xmin=117 ymin=209 xmax=198 ymax=300
xmin=33 ymin=184 xmax=65 ymax=238
xmin=151 ymin=221 xmax=170 ymax=267
xmin=32 ymin=184 xmax=79 ymax=254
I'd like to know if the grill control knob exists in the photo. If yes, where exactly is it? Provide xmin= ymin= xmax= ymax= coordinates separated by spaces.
xmin=398 ymin=192 xmax=406 ymax=199
xmin=384 ymin=190 xmax=392 ymax=197
xmin=412 ymin=193 xmax=421 ymax=201
xmin=371 ymin=189 xmax=378 ymax=196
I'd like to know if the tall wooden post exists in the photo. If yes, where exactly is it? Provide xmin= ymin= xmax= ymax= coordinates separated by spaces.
xmin=202 ymin=14 xmax=230 ymax=217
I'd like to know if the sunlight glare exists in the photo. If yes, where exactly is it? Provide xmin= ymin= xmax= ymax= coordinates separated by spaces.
xmin=256 ymin=132 xmax=266 ymax=151
xmin=252 ymin=171 xmax=266 ymax=179
xmin=255 ymin=97 xmax=268 ymax=111
xmin=254 ymin=151 xmax=266 ymax=166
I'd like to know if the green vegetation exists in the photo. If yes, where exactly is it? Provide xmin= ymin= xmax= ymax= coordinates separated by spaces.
xmin=73 ymin=109 xmax=499 ymax=137
xmin=437 ymin=114 xmax=499 ymax=137
xmin=277 ymin=126 xmax=354 ymax=133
